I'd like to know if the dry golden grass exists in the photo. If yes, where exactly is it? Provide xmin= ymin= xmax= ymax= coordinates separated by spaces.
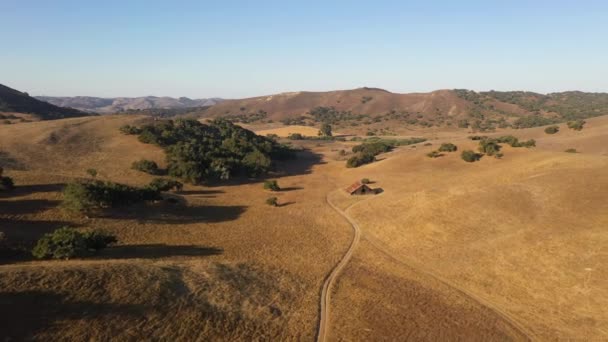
xmin=1 ymin=114 xmax=608 ymax=340
xmin=255 ymin=125 xmax=324 ymax=138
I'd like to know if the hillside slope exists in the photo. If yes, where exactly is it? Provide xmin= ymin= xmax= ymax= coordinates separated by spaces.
xmin=0 ymin=84 xmax=88 ymax=120
xmin=202 ymin=88 xmax=608 ymax=132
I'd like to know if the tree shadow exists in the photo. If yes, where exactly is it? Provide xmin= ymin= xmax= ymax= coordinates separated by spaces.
xmin=93 ymin=244 xmax=223 ymax=260
xmin=279 ymin=187 xmax=303 ymax=192
xmin=0 ymin=291 xmax=143 ymax=340
xmin=0 ymin=199 xmax=61 ymax=215
xmin=177 ymin=189 xmax=225 ymax=196
xmin=100 ymin=203 xmax=248 ymax=224
xmin=278 ymin=201 xmax=296 ymax=207
xmin=0 ymin=183 xmax=65 ymax=198
xmin=0 ymin=151 xmax=26 ymax=170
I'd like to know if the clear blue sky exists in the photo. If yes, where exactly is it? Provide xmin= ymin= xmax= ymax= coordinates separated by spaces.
xmin=1 ymin=0 xmax=607 ymax=98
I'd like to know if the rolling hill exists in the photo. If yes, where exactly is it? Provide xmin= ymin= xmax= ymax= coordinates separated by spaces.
xmin=0 ymin=84 xmax=89 ymax=120
xmin=202 ymin=87 xmax=608 ymax=132
xmin=36 ymin=95 xmax=223 ymax=114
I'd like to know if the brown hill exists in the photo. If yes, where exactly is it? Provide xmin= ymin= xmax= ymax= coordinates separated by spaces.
xmin=201 ymin=88 xmax=608 ymax=133
xmin=0 ymin=84 xmax=89 ymax=121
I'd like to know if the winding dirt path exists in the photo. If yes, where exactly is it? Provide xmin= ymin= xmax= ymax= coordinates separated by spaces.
xmin=316 ymin=194 xmax=362 ymax=342
xmin=317 ymin=192 xmax=534 ymax=342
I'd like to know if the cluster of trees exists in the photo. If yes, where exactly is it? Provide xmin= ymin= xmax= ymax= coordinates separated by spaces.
xmin=32 ymin=227 xmax=116 ymax=260
xmin=347 ymin=138 xmax=427 ymax=168
xmin=121 ymin=119 xmax=295 ymax=184
xmin=62 ymin=178 xmax=182 ymax=213
xmin=0 ymin=167 xmax=14 ymax=191
xmin=462 ymin=135 xmax=536 ymax=162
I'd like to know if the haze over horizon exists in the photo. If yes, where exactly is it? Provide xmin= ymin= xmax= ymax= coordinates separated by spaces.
xmin=1 ymin=0 xmax=607 ymax=98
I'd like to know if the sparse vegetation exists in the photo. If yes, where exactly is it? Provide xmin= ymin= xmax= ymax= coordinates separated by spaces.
xmin=266 ymin=197 xmax=278 ymax=207
xmin=263 ymin=180 xmax=280 ymax=191
xmin=461 ymin=150 xmax=482 ymax=162
xmin=567 ymin=120 xmax=585 ymax=131
xmin=426 ymin=151 xmax=442 ymax=158
xmin=31 ymin=227 xmax=116 ymax=260
xmin=132 ymin=159 xmax=162 ymax=175
xmin=544 ymin=126 xmax=560 ymax=134
xmin=438 ymin=143 xmax=457 ymax=152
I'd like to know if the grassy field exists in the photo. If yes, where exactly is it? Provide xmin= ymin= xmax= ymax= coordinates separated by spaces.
xmin=1 ymin=115 xmax=607 ymax=340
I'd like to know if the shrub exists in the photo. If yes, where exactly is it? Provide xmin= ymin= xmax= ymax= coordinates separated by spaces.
xmin=544 ymin=126 xmax=559 ymax=134
xmin=266 ymin=197 xmax=278 ymax=206
xmin=287 ymin=133 xmax=304 ymax=140
xmin=478 ymin=139 xmax=502 ymax=156
xmin=567 ymin=120 xmax=585 ymax=131
xmin=132 ymin=159 xmax=162 ymax=175
xmin=346 ymin=153 xmax=375 ymax=168
xmin=468 ymin=135 xmax=487 ymax=141
xmin=423 ymin=142 xmax=432 ymax=146
xmin=426 ymin=150 xmax=442 ymax=158
xmin=32 ymin=227 xmax=116 ymax=260
xmin=461 ymin=150 xmax=482 ymax=162
xmin=361 ymin=178 xmax=370 ymax=184
xmin=438 ymin=143 xmax=457 ymax=152
xmin=263 ymin=180 xmax=280 ymax=191
xmin=147 ymin=178 xmax=183 ymax=192
xmin=565 ymin=148 xmax=578 ymax=153
xmin=518 ymin=139 xmax=536 ymax=148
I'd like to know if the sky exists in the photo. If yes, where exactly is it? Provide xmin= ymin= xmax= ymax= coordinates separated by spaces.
xmin=1 ymin=0 xmax=607 ymax=98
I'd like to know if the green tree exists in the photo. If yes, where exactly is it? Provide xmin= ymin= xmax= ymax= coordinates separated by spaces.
xmin=544 ymin=126 xmax=559 ymax=134
xmin=461 ymin=150 xmax=482 ymax=162
xmin=266 ymin=197 xmax=278 ymax=206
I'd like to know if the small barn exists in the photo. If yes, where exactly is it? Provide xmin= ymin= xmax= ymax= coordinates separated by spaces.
xmin=345 ymin=181 xmax=375 ymax=195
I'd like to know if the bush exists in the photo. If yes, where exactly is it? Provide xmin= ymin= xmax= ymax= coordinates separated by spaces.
xmin=119 ymin=125 xmax=142 ymax=135
xmin=438 ymin=143 xmax=457 ymax=152
xmin=288 ymin=133 xmax=304 ymax=140
xmin=468 ymin=135 xmax=487 ymax=141
xmin=544 ymin=126 xmax=559 ymax=134
xmin=361 ymin=178 xmax=370 ymax=184
xmin=567 ymin=120 xmax=585 ymax=131
xmin=263 ymin=180 xmax=280 ymax=191
xmin=426 ymin=150 xmax=442 ymax=158
xmin=346 ymin=153 xmax=375 ymax=168
xmin=565 ymin=148 xmax=578 ymax=153
xmin=518 ymin=139 xmax=536 ymax=148
xmin=62 ymin=180 xmax=162 ymax=213
xmin=266 ymin=197 xmax=278 ymax=207
xmin=32 ymin=227 xmax=116 ymax=260
xmin=147 ymin=178 xmax=183 ymax=192
xmin=461 ymin=150 xmax=482 ymax=162
xmin=132 ymin=159 xmax=162 ymax=175
xmin=478 ymin=139 xmax=502 ymax=156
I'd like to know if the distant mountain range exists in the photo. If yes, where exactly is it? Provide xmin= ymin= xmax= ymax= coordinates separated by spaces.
xmin=35 ymin=95 xmax=224 ymax=114
xmin=0 ymin=84 xmax=89 ymax=120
